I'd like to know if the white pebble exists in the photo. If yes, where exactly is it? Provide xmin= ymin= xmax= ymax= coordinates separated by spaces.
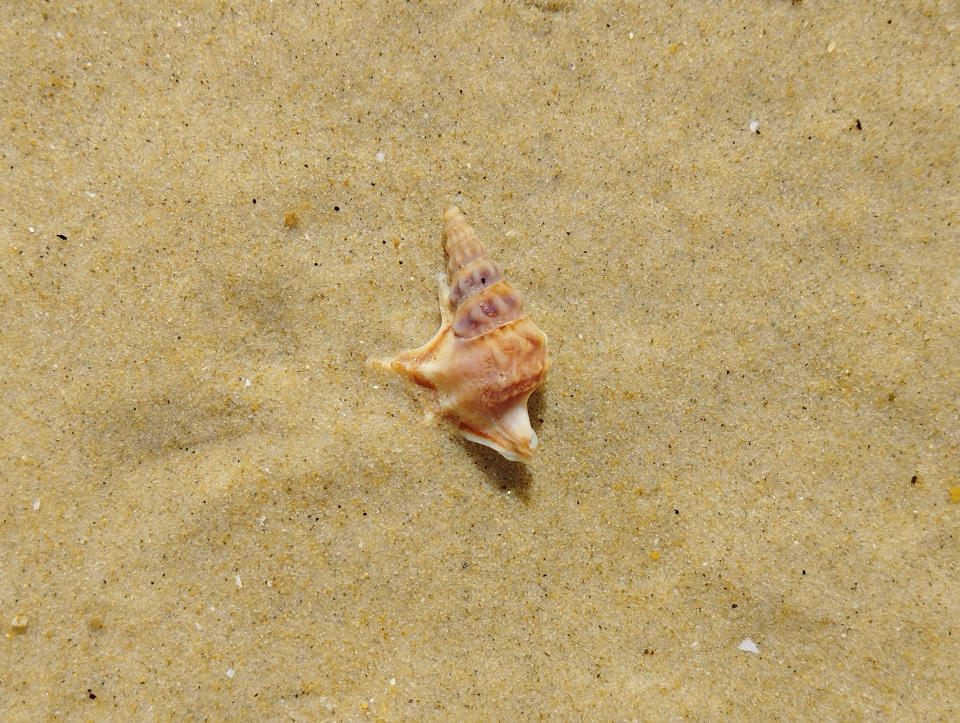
xmin=738 ymin=637 xmax=759 ymax=654
xmin=10 ymin=614 xmax=29 ymax=631
xmin=375 ymin=152 xmax=385 ymax=163
xmin=749 ymin=120 xmax=760 ymax=133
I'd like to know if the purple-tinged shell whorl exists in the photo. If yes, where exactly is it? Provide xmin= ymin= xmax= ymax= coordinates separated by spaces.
xmin=443 ymin=206 xmax=526 ymax=339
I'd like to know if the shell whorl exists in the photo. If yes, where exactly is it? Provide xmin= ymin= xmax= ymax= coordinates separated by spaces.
xmin=442 ymin=206 xmax=526 ymax=339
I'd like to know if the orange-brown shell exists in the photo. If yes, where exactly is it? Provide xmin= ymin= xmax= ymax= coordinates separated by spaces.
xmin=376 ymin=205 xmax=549 ymax=462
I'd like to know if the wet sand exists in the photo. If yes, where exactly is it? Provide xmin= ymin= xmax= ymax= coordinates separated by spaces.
xmin=2 ymin=2 xmax=958 ymax=718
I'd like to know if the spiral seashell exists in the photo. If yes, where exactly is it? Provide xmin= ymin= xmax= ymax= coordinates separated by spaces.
xmin=372 ymin=205 xmax=549 ymax=462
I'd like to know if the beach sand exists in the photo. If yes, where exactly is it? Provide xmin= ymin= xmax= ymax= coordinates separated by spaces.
xmin=2 ymin=1 xmax=958 ymax=718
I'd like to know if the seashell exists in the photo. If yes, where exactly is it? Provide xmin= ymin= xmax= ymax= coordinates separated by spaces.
xmin=372 ymin=205 xmax=549 ymax=462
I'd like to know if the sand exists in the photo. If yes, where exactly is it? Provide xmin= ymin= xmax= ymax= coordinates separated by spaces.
xmin=2 ymin=1 xmax=958 ymax=719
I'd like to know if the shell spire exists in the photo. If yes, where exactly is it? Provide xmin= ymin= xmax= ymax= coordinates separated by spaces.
xmin=373 ymin=205 xmax=549 ymax=462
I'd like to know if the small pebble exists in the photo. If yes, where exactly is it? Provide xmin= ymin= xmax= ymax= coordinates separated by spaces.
xmin=10 ymin=614 xmax=29 ymax=633
xmin=738 ymin=637 xmax=759 ymax=654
